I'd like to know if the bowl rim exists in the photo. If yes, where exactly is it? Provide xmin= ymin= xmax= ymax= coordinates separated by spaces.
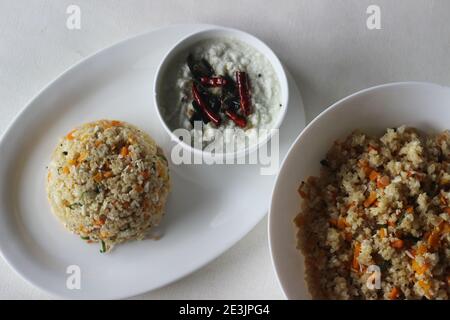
xmin=267 ymin=81 xmax=445 ymax=299
xmin=153 ymin=25 xmax=289 ymax=159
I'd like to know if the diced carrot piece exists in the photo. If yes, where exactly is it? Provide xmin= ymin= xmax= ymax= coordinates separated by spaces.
xmin=100 ymin=230 xmax=109 ymax=238
xmin=62 ymin=166 xmax=70 ymax=175
xmin=369 ymin=170 xmax=380 ymax=181
xmin=352 ymin=242 xmax=361 ymax=271
xmin=364 ymin=191 xmax=377 ymax=208
xmin=337 ymin=217 xmax=348 ymax=230
xmin=412 ymin=260 xmax=428 ymax=275
xmin=68 ymin=159 xmax=77 ymax=166
xmin=120 ymin=146 xmax=129 ymax=157
xmin=379 ymin=228 xmax=387 ymax=238
xmin=93 ymin=220 xmax=102 ymax=227
xmin=345 ymin=201 xmax=356 ymax=211
xmin=427 ymin=230 xmax=441 ymax=250
xmin=103 ymin=171 xmax=113 ymax=178
xmin=93 ymin=172 xmax=103 ymax=182
xmin=388 ymin=287 xmax=400 ymax=300
xmin=358 ymin=159 xmax=372 ymax=175
xmin=66 ymin=130 xmax=76 ymax=140
xmin=377 ymin=176 xmax=390 ymax=188
xmin=391 ymin=239 xmax=404 ymax=249
xmin=111 ymin=120 xmax=122 ymax=126
xmin=437 ymin=220 xmax=447 ymax=232
xmin=416 ymin=244 xmax=428 ymax=255
xmin=418 ymin=280 xmax=432 ymax=298
xmin=406 ymin=206 xmax=414 ymax=214
xmin=94 ymin=216 xmax=107 ymax=227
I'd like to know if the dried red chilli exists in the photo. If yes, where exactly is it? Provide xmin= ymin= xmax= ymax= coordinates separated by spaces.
xmin=235 ymin=71 xmax=252 ymax=116
xmin=224 ymin=109 xmax=247 ymax=128
xmin=192 ymin=83 xmax=221 ymax=126
xmin=200 ymin=76 xmax=228 ymax=87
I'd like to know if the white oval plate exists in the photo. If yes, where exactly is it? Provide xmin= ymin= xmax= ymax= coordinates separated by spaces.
xmin=0 ymin=24 xmax=305 ymax=299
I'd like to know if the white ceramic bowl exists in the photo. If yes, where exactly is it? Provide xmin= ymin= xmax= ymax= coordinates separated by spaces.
xmin=268 ymin=82 xmax=450 ymax=299
xmin=153 ymin=26 xmax=289 ymax=160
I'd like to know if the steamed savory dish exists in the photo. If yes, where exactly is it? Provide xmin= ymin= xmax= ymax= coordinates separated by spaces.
xmin=46 ymin=120 xmax=171 ymax=252
xmin=295 ymin=126 xmax=449 ymax=299
xmin=158 ymin=37 xmax=282 ymax=151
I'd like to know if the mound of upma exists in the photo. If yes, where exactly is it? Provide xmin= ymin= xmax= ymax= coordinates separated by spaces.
xmin=296 ymin=126 xmax=449 ymax=299
xmin=46 ymin=120 xmax=171 ymax=252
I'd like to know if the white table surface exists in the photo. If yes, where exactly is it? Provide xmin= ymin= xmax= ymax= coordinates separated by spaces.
xmin=1 ymin=0 xmax=450 ymax=300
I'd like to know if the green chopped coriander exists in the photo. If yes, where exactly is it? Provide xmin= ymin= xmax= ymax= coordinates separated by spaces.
xmin=100 ymin=240 xmax=106 ymax=253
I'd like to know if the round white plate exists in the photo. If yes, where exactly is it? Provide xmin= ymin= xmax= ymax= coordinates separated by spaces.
xmin=0 ymin=24 xmax=305 ymax=299
xmin=268 ymin=82 xmax=450 ymax=299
